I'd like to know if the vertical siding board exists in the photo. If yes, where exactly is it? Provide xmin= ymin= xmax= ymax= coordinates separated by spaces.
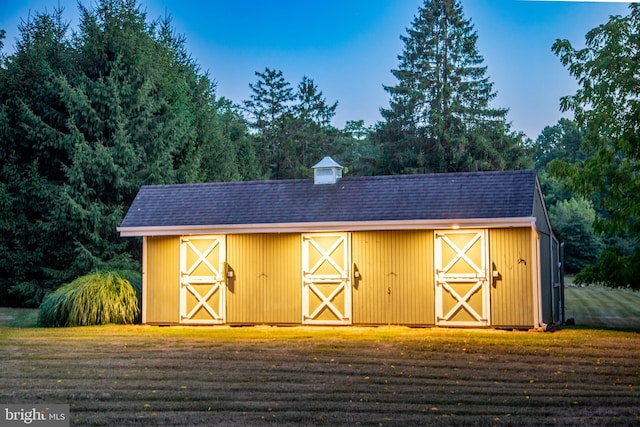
xmin=351 ymin=231 xmax=365 ymax=323
xmin=142 ymin=236 xmax=148 ymax=325
xmin=353 ymin=231 xmax=379 ymax=324
xmin=493 ymin=230 xmax=503 ymax=325
xmin=146 ymin=236 xmax=180 ymax=324
xmin=279 ymin=234 xmax=301 ymax=322
xmin=227 ymin=234 xmax=300 ymax=324
xmin=229 ymin=234 xmax=250 ymax=323
xmin=539 ymin=232 xmax=553 ymax=324
xmin=267 ymin=234 xmax=300 ymax=323
xmin=423 ymin=231 xmax=435 ymax=324
xmin=490 ymin=229 xmax=533 ymax=327
xmin=226 ymin=235 xmax=246 ymax=323
xmin=352 ymin=231 xmax=433 ymax=326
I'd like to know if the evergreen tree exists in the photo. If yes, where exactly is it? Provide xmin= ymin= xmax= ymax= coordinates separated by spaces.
xmin=376 ymin=0 xmax=530 ymax=174
xmin=46 ymin=0 xmax=206 ymax=278
xmin=243 ymin=68 xmax=295 ymax=179
xmin=243 ymin=69 xmax=344 ymax=179
xmin=199 ymin=97 xmax=263 ymax=182
xmin=342 ymin=120 xmax=380 ymax=176
xmin=290 ymin=76 xmax=340 ymax=175
xmin=0 ymin=0 xmax=257 ymax=306
xmin=296 ymin=76 xmax=337 ymax=127
xmin=0 ymin=7 xmax=75 ymax=304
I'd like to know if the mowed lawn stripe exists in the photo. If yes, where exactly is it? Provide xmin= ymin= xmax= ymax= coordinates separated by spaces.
xmin=565 ymin=285 xmax=640 ymax=329
xmin=2 ymin=376 xmax=632 ymax=403
xmin=1 ymin=325 xmax=639 ymax=426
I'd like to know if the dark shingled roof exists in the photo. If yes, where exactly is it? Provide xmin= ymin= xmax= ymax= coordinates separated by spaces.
xmin=119 ymin=170 xmax=538 ymax=229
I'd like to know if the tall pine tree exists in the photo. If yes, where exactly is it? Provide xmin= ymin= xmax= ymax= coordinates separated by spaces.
xmin=0 ymin=0 xmax=258 ymax=306
xmin=243 ymin=68 xmax=296 ymax=179
xmin=0 ymin=7 xmax=75 ymax=304
xmin=243 ymin=68 xmax=344 ymax=179
xmin=376 ymin=0 xmax=530 ymax=174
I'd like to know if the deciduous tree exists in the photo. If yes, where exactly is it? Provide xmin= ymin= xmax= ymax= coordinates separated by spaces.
xmin=549 ymin=197 xmax=603 ymax=273
xmin=552 ymin=4 xmax=640 ymax=289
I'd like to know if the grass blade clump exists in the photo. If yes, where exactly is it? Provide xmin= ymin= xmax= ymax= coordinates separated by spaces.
xmin=38 ymin=271 xmax=140 ymax=327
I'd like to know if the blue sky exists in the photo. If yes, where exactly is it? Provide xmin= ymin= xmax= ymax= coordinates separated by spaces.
xmin=0 ymin=0 xmax=632 ymax=139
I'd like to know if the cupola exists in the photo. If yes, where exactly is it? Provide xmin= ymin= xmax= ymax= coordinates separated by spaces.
xmin=312 ymin=156 xmax=344 ymax=185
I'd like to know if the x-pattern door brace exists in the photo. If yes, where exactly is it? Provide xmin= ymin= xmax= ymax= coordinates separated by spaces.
xmin=439 ymin=279 xmax=484 ymax=322
xmin=184 ymin=240 xmax=221 ymax=279
xmin=306 ymin=236 xmax=347 ymax=278
xmin=183 ymin=282 xmax=221 ymax=320
xmin=440 ymin=233 xmax=483 ymax=276
xmin=305 ymin=281 xmax=347 ymax=321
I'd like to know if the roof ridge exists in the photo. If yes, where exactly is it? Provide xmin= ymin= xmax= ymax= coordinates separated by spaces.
xmin=142 ymin=178 xmax=313 ymax=189
xmin=141 ymin=169 xmax=536 ymax=189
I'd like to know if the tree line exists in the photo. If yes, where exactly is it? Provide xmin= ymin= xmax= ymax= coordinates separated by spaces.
xmin=1 ymin=0 xmax=638 ymax=306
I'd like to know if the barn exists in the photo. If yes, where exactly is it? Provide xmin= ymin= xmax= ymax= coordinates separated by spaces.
xmin=118 ymin=157 xmax=563 ymax=329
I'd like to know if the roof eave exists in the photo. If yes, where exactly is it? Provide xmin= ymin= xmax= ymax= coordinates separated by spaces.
xmin=117 ymin=217 xmax=537 ymax=237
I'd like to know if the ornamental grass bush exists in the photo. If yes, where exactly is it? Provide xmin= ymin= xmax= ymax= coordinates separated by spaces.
xmin=38 ymin=271 xmax=141 ymax=327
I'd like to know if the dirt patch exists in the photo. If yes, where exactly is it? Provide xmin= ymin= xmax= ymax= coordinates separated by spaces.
xmin=0 ymin=326 xmax=638 ymax=426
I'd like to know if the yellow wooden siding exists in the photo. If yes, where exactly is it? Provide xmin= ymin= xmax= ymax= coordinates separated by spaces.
xmin=143 ymin=229 xmax=537 ymax=328
xmin=489 ymin=228 xmax=534 ymax=327
xmin=226 ymin=234 xmax=301 ymax=324
xmin=145 ymin=236 xmax=180 ymax=324
xmin=352 ymin=231 xmax=433 ymax=325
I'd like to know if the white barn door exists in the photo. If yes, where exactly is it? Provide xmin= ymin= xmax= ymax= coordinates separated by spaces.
xmin=435 ymin=230 xmax=490 ymax=327
xmin=180 ymin=235 xmax=226 ymax=324
xmin=302 ymin=233 xmax=352 ymax=325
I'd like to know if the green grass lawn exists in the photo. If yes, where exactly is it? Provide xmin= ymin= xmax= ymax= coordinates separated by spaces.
xmin=1 ymin=323 xmax=639 ymax=426
xmin=0 ymin=307 xmax=39 ymax=328
xmin=565 ymin=284 xmax=640 ymax=330
xmin=0 ymin=285 xmax=639 ymax=425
